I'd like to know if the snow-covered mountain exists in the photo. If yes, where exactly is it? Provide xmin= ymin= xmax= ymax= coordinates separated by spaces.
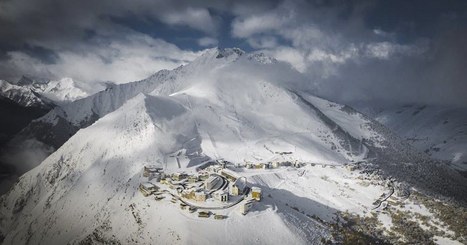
xmin=0 ymin=76 xmax=103 ymax=164
xmin=0 ymin=76 xmax=106 ymax=194
xmin=1 ymin=75 xmax=105 ymax=109
xmin=30 ymin=77 xmax=89 ymax=103
xmin=0 ymin=80 xmax=50 ymax=108
xmin=12 ymin=76 xmax=103 ymax=104
xmin=357 ymin=104 xmax=467 ymax=173
xmin=0 ymin=48 xmax=465 ymax=244
xmin=0 ymin=80 xmax=52 ymax=156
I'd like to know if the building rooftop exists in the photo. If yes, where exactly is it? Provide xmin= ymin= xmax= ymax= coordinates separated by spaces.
xmin=233 ymin=177 xmax=247 ymax=191
xmin=140 ymin=182 xmax=156 ymax=189
xmin=205 ymin=175 xmax=219 ymax=183
xmin=251 ymin=187 xmax=261 ymax=193
xmin=214 ymin=189 xmax=228 ymax=195
xmin=144 ymin=165 xmax=163 ymax=171
xmin=221 ymin=168 xmax=239 ymax=178
xmin=195 ymin=191 xmax=206 ymax=196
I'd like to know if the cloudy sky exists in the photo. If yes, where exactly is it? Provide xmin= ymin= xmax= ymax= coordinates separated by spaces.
xmin=0 ymin=0 xmax=466 ymax=107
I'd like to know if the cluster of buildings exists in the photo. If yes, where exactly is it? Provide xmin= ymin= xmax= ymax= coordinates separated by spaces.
xmin=139 ymin=161 xmax=264 ymax=217
xmin=139 ymin=165 xmax=164 ymax=196
xmin=143 ymin=165 xmax=165 ymax=181
xmin=180 ymin=173 xmax=250 ymax=204
xmin=139 ymin=182 xmax=159 ymax=197
xmin=244 ymin=161 xmax=303 ymax=169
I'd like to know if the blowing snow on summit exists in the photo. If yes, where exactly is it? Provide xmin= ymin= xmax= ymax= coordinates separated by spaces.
xmin=0 ymin=1 xmax=466 ymax=244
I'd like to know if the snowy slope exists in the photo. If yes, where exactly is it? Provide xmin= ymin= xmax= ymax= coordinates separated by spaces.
xmin=0 ymin=80 xmax=52 ymax=190
xmin=6 ymin=48 xmax=466 ymax=193
xmin=4 ymin=48 xmax=381 ymax=173
xmin=0 ymin=88 xmax=372 ymax=244
xmin=0 ymin=80 xmax=48 ymax=108
xmin=360 ymin=104 xmax=467 ymax=172
xmin=3 ymin=75 xmax=103 ymax=106
xmin=0 ymin=76 xmax=105 ymax=175
xmin=1 ymin=48 xmax=466 ymax=244
xmin=0 ymin=91 xmax=336 ymax=244
xmin=18 ymin=76 xmax=103 ymax=103
xmin=34 ymin=77 xmax=91 ymax=103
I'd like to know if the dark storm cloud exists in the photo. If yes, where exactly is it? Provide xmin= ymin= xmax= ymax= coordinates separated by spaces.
xmin=0 ymin=0 xmax=219 ymax=82
xmin=316 ymin=29 xmax=467 ymax=107
xmin=0 ymin=0 xmax=466 ymax=106
xmin=365 ymin=0 xmax=467 ymax=40
xmin=230 ymin=0 xmax=467 ymax=107
xmin=317 ymin=0 xmax=467 ymax=107
xmin=0 ymin=0 xmax=281 ymax=83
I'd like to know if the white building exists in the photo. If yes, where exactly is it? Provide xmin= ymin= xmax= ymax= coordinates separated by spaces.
xmin=139 ymin=182 xmax=158 ymax=197
xmin=148 ymin=172 xmax=162 ymax=182
xmin=220 ymin=169 xmax=239 ymax=181
xmin=251 ymin=187 xmax=262 ymax=201
xmin=143 ymin=165 xmax=163 ymax=178
xmin=204 ymin=175 xmax=221 ymax=190
xmin=213 ymin=190 xmax=229 ymax=202
xmin=172 ymin=172 xmax=187 ymax=181
xmin=239 ymin=200 xmax=254 ymax=215
xmin=230 ymin=177 xmax=247 ymax=196
xmin=195 ymin=191 xmax=207 ymax=202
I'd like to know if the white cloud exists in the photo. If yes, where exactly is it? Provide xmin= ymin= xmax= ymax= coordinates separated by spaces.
xmin=0 ymin=34 xmax=202 ymax=85
xmin=232 ymin=12 xmax=288 ymax=38
xmin=197 ymin=37 xmax=218 ymax=47
xmin=307 ymin=47 xmax=358 ymax=64
xmin=279 ymin=26 xmax=328 ymax=49
xmin=373 ymin=29 xmax=395 ymax=39
xmin=230 ymin=0 xmax=427 ymax=82
xmin=262 ymin=47 xmax=307 ymax=72
xmin=160 ymin=7 xmax=217 ymax=34
xmin=365 ymin=42 xmax=428 ymax=59
xmin=246 ymin=36 xmax=278 ymax=49
xmin=365 ymin=42 xmax=394 ymax=59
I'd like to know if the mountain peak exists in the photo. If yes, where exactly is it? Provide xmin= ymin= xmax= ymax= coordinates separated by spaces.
xmin=16 ymin=75 xmax=49 ymax=86
xmin=189 ymin=47 xmax=278 ymax=70
xmin=196 ymin=47 xmax=245 ymax=59
xmin=212 ymin=48 xmax=277 ymax=65
xmin=215 ymin=47 xmax=245 ymax=58
xmin=2 ymin=44 xmax=467 ymax=245
xmin=0 ymin=79 xmax=49 ymax=107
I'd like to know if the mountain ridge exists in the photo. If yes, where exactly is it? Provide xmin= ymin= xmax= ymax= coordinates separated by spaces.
xmin=0 ymin=48 xmax=466 ymax=244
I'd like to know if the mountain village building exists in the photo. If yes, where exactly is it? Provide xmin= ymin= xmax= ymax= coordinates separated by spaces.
xmin=204 ymin=175 xmax=221 ymax=190
xmin=139 ymin=182 xmax=158 ymax=197
xmin=172 ymin=172 xmax=188 ymax=181
xmin=240 ymin=199 xmax=254 ymax=215
xmin=195 ymin=191 xmax=207 ymax=202
xmin=213 ymin=190 xmax=229 ymax=202
xmin=143 ymin=165 xmax=163 ymax=178
xmin=251 ymin=187 xmax=262 ymax=201
xmin=231 ymin=177 xmax=247 ymax=196
xmin=220 ymin=169 xmax=238 ymax=182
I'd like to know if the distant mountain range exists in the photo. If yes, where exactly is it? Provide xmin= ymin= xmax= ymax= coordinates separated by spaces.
xmin=0 ymin=76 xmax=106 ymax=193
xmin=355 ymin=103 xmax=467 ymax=174
xmin=0 ymin=48 xmax=467 ymax=244
xmin=0 ymin=48 xmax=465 ymax=244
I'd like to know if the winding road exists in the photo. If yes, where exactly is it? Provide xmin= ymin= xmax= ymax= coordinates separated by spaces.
xmin=161 ymin=189 xmax=247 ymax=210
xmin=372 ymin=183 xmax=395 ymax=210
xmin=158 ymin=174 xmax=247 ymax=210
